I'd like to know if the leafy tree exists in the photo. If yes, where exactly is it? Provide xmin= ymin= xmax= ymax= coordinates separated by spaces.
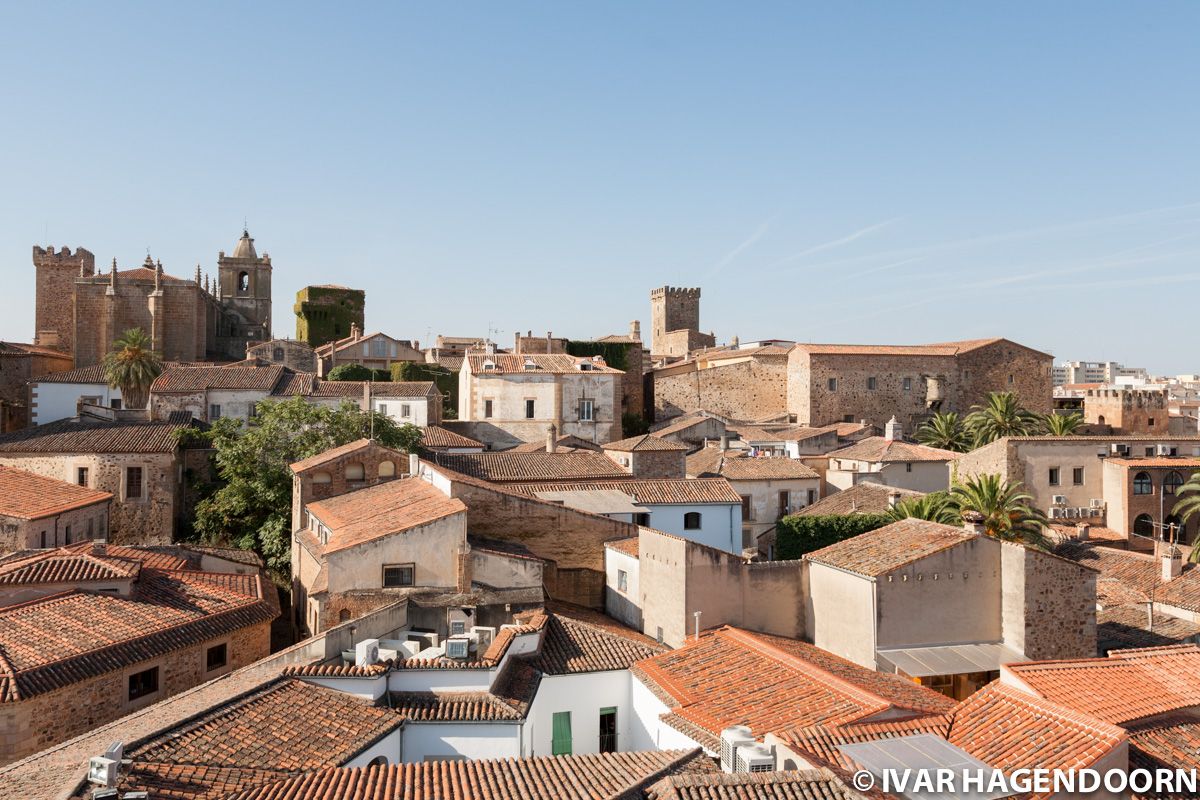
xmin=102 ymin=328 xmax=163 ymax=411
xmin=964 ymin=392 xmax=1040 ymax=446
xmin=392 ymin=361 xmax=458 ymax=419
xmin=1171 ymin=471 xmax=1200 ymax=561
xmin=915 ymin=412 xmax=971 ymax=453
xmin=949 ymin=473 xmax=1049 ymax=548
xmin=326 ymin=363 xmax=374 ymax=382
xmin=1041 ymin=412 xmax=1083 ymax=436
xmin=775 ymin=514 xmax=891 ymax=559
xmin=189 ymin=396 xmax=422 ymax=573
xmin=886 ymin=491 xmax=960 ymax=525
xmin=622 ymin=412 xmax=650 ymax=437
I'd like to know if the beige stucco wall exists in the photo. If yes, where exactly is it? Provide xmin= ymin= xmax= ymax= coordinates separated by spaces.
xmin=827 ymin=458 xmax=950 ymax=494
xmin=321 ymin=511 xmax=466 ymax=596
xmin=806 ymin=562 xmax=877 ymax=668
xmin=459 ymin=366 xmax=620 ymax=444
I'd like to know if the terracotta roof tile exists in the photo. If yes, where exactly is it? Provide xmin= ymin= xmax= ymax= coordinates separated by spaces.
xmin=0 ymin=465 xmax=111 ymax=519
xmin=797 ymin=483 xmax=923 ymax=517
xmin=804 ymin=518 xmax=976 ymax=578
xmin=527 ymin=606 xmax=665 ymax=674
xmin=687 ymin=453 xmax=819 ymax=481
xmin=509 ymin=478 xmax=742 ymax=505
xmin=467 ymin=353 xmax=623 ymax=374
xmin=606 ymin=536 xmax=640 ymax=557
xmin=645 ymin=768 xmax=871 ymax=800
xmin=151 ymin=365 xmax=286 ymax=392
xmin=791 ymin=338 xmax=1050 ymax=358
xmin=0 ymin=550 xmax=138 ymax=585
xmin=306 ymin=478 xmax=466 ymax=553
xmin=827 ymin=437 xmax=961 ymax=463
xmin=430 ymin=452 xmax=629 ymax=482
xmin=509 ymin=434 xmax=603 ymax=453
xmin=603 ymin=434 xmax=688 ymax=452
xmin=31 ymin=361 xmax=203 ymax=384
xmin=419 ymin=426 xmax=483 ymax=449
xmin=388 ymin=691 xmax=524 ymax=721
xmin=1098 ymin=605 xmax=1200 ymax=651
xmin=0 ymin=417 xmax=192 ymax=454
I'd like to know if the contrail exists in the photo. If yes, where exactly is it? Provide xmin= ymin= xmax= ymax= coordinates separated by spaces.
xmin=769 ymin=217 xmax=901 ymax=269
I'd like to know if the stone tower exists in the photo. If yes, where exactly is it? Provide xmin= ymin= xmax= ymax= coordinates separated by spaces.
xmin=33 ymin=245 xmax=95 ymax=355
xmin=216 ymin=230 xmax=272 ymax=358
xmin=294 ymin=285 xmax=365 ymax=348
xmin=649 ymin=286 xmax=712 ymax=358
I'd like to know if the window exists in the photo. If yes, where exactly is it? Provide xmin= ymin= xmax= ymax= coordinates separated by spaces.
xmin=807 ymin=489 xmax=817 ymax=505
xmin=740 ymin=495 xmax=752 ymax=520
xmin=210 ymin=404 xmax=222 ymax=420
xmin=206 ymin=643 xmax=228 ymax=672
xmin=484 ymin=399 xmax=494 ymax=418
xmin=378 ymin=403 xmax=388 ymax=416
xmin=778 ymin=491 xmax=790 ymax=517
xmin=379 ymin=460 xmax=396 ymax=478
xmin=126 ymin=466 xmax=143 ymax=500
xmin=683 ymin=512 xmax=701 ymax=530
xmin=312 ymin=471 xmax=332 ymax=484
xmin=371 ymin=338 xmax=388 ymax=357
xmin=1145 ymin=447 xmax=1155 ymax=457
xmin=599 ymin=707 xmax=617 ymax=753
xmin=827 ymin=378 xmax=837 ymax=391
xmin=128 ymin=666 xmax=159 ymax=701
xmin=1073 ymin=467 xmax=1085 ymax=485
xmin=1008 ymin=374 xmax=1015 ymax=385
xmin=905 ymin=463 xmax=913 ymax=473
xmin=248 ymin=404 xmax=257 ymax=420
xmin=450 ymin=619 xmax=466 ymax=636
xmin=400 ymin=404 xmax=411 ymax=418
xmin=552 ymin=711 xmax=573 ymax=755
xmin=368 ymin=756 xmax=389 ymax=767
xmin=272 ymin=347 xmax=284 ymax=362
xmin=64 ymin=525 xmax=71 ymax=544
xmin=238 ymin=271 xmax=249 ymax=292
xmin=903 ymin=377 xmax=912 ymax=392
xmin=40 ymin=531 xmax=47 ymax=548
xmin=1148 ymin=418 xmax=1155 ymax=427
xmin=525 ymin=399 xmax=536 ymax=419
xmin=76 ymin=467 xmax=89 ymax=486
xmin=1048 ymin=467 xmax=1060 ymax=486
xmin=579 ymin=399 xmax=594 ymax=422
xmin=345 ymin=462 xmax=365 ymax=481
xmin=617 ymin=569 xmax=628 ymax=593
xmin=1134 ymin=513 xmax=1155 ymax=537
xmin=339 ymin=609 xmax=352 ymax=623
xmin=867 ymin=377 xmax=877 ymax=390
xmin=382 ymin=564 xmax=414 ymax=587
xmin=110 ymin=398 xmax=122 ymax=410
xmin=843 ymin=414 xmax=854 ymax=423
xmin=1133 ymin=472 xmax=1153 ymax=495
xmin=1165 ymin=471 xmax=1185 ymax=496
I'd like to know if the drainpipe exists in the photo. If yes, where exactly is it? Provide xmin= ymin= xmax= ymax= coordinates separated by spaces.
xmin=694 ymin=611 xmax=702 ymax=641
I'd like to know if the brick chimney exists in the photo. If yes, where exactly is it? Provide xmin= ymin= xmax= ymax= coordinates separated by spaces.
xmin=456 ymin=544 xmax=472 ymax=593
xmin=546 ymin=424 xmax=558 ymax=453
xmin=962 ymin=510 xmax=986 ymax=536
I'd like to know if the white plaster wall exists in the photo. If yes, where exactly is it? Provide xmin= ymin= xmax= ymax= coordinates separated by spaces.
xmin=806 ymin=562 xmax=878 ymax=669
xmin=642 ymin=503 xmax=741 ymax=554
xmin=402 ymin=722 xmax=522 ymax=762
xmin=322 ymin=513 xmax=466 ymax=595
xmin=605 ymin=548 xmax=641 ymax=630
xmin=31 ymin=381 xmax=119 ymax=426
xmin=296 ymin=674 xmax=388 ymax=701
xmin=471 ymin=550 xmax=543 ymax=589
xmin=372 ymin=396 xmax=430 ymax=427
xmin=344 ymin=729 xmax=403 ymax=766
xmin=629 ymin=676 xmax=710 ymax=753
xmin=523 ymin=671 xmax=632 ymax=757
xmin=387 ymin=668 xmax=495 ymax=693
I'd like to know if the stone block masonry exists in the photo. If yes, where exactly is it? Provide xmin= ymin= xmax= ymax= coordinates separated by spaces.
xmin=295 ymin=285 xmax=365 ymax=348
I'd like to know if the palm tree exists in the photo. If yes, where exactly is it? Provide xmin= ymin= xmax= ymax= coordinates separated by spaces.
xmin=1171 ymin=471 xmax=1200 ymax=561
xmin=950 ymin=473 xmax=1049 ymax=548
xmin=964 ymin=392 xmax=1040 ymax=446
xmin=886 ymin=491 xmax=960 ymax=525
xmin=1042 ymin=412 xmax=1083 ymax=436
xmin=915 ymin=412 xmax=971 ymax=453
xmin=102 ymin=328 xmax=163 ymax=410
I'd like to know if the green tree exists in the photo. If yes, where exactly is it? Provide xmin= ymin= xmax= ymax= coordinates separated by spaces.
xmin=189 ymin=396 xmax=422 ymax=572
xmin=326 ymin=363 xmax=375 ymax=381
xmin=886 ymin=491 xmax=960 ymax=525
xmin=102 ymin=327 xmax=163 ymax=411
xmin=1171 ymin=471 xmax=1200 ymax=562
xmin=774 ymin=514 xmax=891 ymax=559
xmin=965 ymin=392 xmax=1040 ymax=446
xmin=1041 ymin=412 xmax=1083 ymax=436
xmin=915 ymin=412 xmax=971 ymax=452
xmin=622 ymin=412 xmax=650 ymax=437
xmin=391 ymin=362 xmax=458 ymax=419
xmin=950 ymin=473 xmax=1049 ymax=548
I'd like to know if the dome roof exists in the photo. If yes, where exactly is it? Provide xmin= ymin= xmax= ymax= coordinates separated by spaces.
xmin=232 ymin=229 xmax=257 ymax=260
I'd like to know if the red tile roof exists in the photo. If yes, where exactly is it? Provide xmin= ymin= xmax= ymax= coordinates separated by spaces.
xmin=1106 ymin=457 xmax=1200 ymax=469
xmin=466 ymin=353 xmax=623 ymax=374
xmin=603 ymin=434 xmax=689 ymax=452
xmin=430 ymin=452 xmax=630 ymax=482
xmin=508 ymin=433 xmax=603 ymax=453
xmin=31 ymin=361 xmax=206 ymax=384
xmin=792 ymin=337 xmax=1049 ymax=358
xmin=0 ymin=465 xmax=111 ymax=519
xmin=0 ymin=417 xmax=193 ymax=454
xmin=525 ymin=604 xmax=665 ymax=674
xmin=606 ymin=536 xmax=640 ymax=557
xmin=388 ymin=691 xmax=524 ymax=721
xmin=289 ymin=439 xmax=399 ymax=473
xmin=306 ymin=478 xmax=466 ymax=553
xmin=151 ymin=365 xmax=286 ymax=392
xmin=797 ymin=483 xmax=923 ymax=516
xmin=509 ymin=478 xmax=743 ymax=505
xmin=223 ymin=750 xmax=709 ymax=800
xmin=0 ymin=550 xmax=137 ymax=585
xmin=419 ymin=426 xmax=483 ymax=449
xmin=644 ymin=769 xmax=871 ymax=800
xmin=687 ymin=453 xmax=819 ymax=481
xmin=805 ymin=518 xmax=976 ymax=577
xmin=632 ymin=627 xmax=953 ymax=744
xmin=0 ymin=567 xmax=276 ymax=703
xmin=828 ymin=437 xmax=961 ymax=463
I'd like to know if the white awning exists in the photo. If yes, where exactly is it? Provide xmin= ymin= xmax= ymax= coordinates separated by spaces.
xmin=876 ymin=643 xmax=1025 ymax=678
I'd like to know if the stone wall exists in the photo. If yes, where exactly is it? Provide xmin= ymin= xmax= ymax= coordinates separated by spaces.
xmin=32 ymin=246 xmax=94 ymax=354
xmin=0 ymin=500 xmax=110 ymax=552
xmin=957 ymin=342 xmax=1053 ymax=415
xmin=247 ymin=339 xmax=318 ymax=373
xmin=603 ymin=447 xmax=686 ymax=478
xmin=72 ymin=276 xmax=209 ymax=368
xmin=0 ymin=348 xmax=74 ymax=433
xmin=0 ymin=619 xmax=270 ymax=765
xmin=1083 ymin=388 xmax=1169 ymax=433
xmin=650 ymin=287 xmax=713 ymax=358
xmin=294 ymin=286 xmax=365 ymax=348
xmin=653 ymin=360 xmax=787 ymax=423
xmin=1000 ymin=543 xmax=1096 ymax=661
xmin=291 ymin=443 xmax=410 ymax=532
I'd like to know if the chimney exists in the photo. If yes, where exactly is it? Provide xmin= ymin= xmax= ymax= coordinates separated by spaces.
xmin=888 ymin=491 xmax=902 ymax=508
xmin=351 ymin=323 xmax=361 ymax=341
xmin=546 ymin=424 xmax=558 ymax=453
xmin=514 ymin=332 xmax=521 ymax=354
xmin=1162 ymin=546 xmax=1183 ymax=582
xmin=1075 ymin=522 xmax=1090 ymax=540
xmin=884 ymin=415 xmax=902 ymax=441
xmin=719 ymin=432 xmax=729 ymax=452
xmin=457 ymin=543 xmax=472 ymax=593
xmin=546 ymin=331 xmax=553 ymax=353
xmin=630 ymin=320 xmax=641 ymax=340
xmin=962 ymin=510 xmax=986 ymax=536
xmin=408 ymin=452 xmax=420 ymax=477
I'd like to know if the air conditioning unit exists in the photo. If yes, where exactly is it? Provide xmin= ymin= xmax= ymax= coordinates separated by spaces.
xmin=123 ymin=793 xmax=150 ymax=800
xmin=1157 ymin=444 xmax=1172 ymax=456
xmin=91 ymin=791 xmax=118 ymax=800
xmin=1049 ymin=508 xmax=1064 ymax=519
xmin=355 ymin=638 xmax=380 ymax=667
xmin=445 ymin=637 xmax=471 ymax=659
xmin=1067 ymin=507 xmax=1080 ymax=519
xmin=471 ymin=626 xmax=496 ymax=650
xmin=1111 ymin=443 xmax=1129 ymax=456
xmin=406 ymin=631 xmax=439 ymax=650
xmin=88 ymin=756 xmax=118 ymax=787
xmin=1090 ymin=508 xmax=1102 ymax=518
xmin=719 ymin=725 xmax=754 ymax=773
xmin=735 ymin=743 xmax=775 ymax=773
xmin=1052 ymin=495 xmax=1068 ymax=506
xmin=1090 ymin=499 xmax=1104 ymax=509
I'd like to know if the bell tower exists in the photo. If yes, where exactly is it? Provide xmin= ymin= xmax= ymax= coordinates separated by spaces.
xmin=216 ymin=229 xmax=272 ymax=358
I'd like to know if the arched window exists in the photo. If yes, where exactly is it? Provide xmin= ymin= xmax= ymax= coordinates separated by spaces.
xmin=345 ymin=462 xmax=365 ymax=481
xmin=1164 ymin=471 xmax=1185 ymax=496
xmin=272 ymin=347 xmax=284 ymax=362
xmin=378 ymin=460 xmax=396 ymax=478
xmin=368 ymin=755 xmax=389 ymax=767
xmin=683 ymin=512 xmax=702 ymax=530
xmin=1134 ymin=514 xmax=1155 ymax=537
xmin=1097 ymin=415 xmax=1106 ymax=426
xmin=338 ymin=609 xmax=351 ymax=623
xmin=238 ymin=271 xmax=249 ymax=292
xmin=1133 ymin=472 xmax=1153 ymax=495
xmin=312 ymin=471 xmax=332 ymax=485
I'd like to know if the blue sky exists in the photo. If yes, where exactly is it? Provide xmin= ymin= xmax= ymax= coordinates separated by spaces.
xmin=2 ymin=2 xmax=1198 ymax=373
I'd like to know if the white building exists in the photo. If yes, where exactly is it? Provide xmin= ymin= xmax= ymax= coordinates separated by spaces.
xmin=825 ymin=418 xmax=959 ymax=494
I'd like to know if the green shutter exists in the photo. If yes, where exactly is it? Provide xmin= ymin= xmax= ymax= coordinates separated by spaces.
xmin=551 ymin=711 xmax=572 ymax=755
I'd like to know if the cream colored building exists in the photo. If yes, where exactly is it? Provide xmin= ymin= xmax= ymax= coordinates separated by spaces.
xmin=825 ymin=421 xmax=959 ymax=494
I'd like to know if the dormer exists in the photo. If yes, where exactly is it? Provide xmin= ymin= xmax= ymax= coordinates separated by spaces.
xmin=482 ymin=359 xmax=497 ymax=371
xmin=523 ymin=358 xmax=539 ymax=371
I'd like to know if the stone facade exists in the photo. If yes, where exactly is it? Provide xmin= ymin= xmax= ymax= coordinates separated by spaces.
xmin=653 ymin=359 xmax=788 ymax=422
xmin=315 ymin=328 xmax=423 ymax=377
xmin=0 ymin=344 xmax=73 ymax=432
xmin=246 ymin=338 xmax=318 ymax=373
xmin=999 ymin=542 xmax=1096 ymax=661
xmin=1083 ymin=387 xmax=1169 ymax=434
xmin=649 ymin=286 xmax=714 ymax=358
xmin=603 ymin=446 xmax=686 ymax=479
xmin=290 ymin=441 xmax=412 ymax=533
xmin=516 ymin=327 xmax=647 ymax=424
xmin=294 ymin=285 xmax=365 ymax=348
xmin=0 ymin=621 xmax=269 ymax=765
xmin=32 ymin=231 xmax=272 ymax=368
xmin=0 ymin=498 xmax=110 ymax=552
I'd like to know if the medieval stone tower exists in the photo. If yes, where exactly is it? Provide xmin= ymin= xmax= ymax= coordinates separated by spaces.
xmin=33 ymin=246 xmax=95 ymax=354
xmin=216 ymin=230 xmax=273 ymax=357
xmin=649 ymin=285 xmax=713 ymax=358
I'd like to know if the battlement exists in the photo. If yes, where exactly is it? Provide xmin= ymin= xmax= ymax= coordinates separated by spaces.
xmin=33 ymin=245 xmax=95 ymax=275
xmin=650 ymin=285 xmax=702 ymax=299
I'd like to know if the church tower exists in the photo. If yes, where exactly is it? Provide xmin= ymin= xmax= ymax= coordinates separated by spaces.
xmin=216 ymin=230 xmax=272 ymax=359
